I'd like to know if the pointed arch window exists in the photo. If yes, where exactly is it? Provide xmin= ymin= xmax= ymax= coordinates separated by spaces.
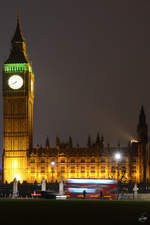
xmin=91 ymin=159 xmax=95 ymax=163
xmin=81 ymin=159 xmax=85 ymax=163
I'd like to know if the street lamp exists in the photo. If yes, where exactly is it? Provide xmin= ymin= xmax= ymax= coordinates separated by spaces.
xmin=50 ymin=161 xmax=55 ymax=183
xmin=114 ymin=152 xmax=122 ymax=181
xmin=115 ymin=153 xmax=121 ymax=161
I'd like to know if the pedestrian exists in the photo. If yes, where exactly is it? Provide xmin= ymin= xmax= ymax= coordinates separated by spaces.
xmin=83 ymin=190 xmax=86 ymax=199
xmin=100 ymin=191 xmax=103 ymax=199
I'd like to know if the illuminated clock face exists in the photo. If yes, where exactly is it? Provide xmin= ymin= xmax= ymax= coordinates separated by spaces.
xmin=8 ymin=75 xmax=23 ymax=90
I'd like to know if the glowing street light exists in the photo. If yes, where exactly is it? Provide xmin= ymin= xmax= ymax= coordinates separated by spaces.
xmin=51 ymin=161 xmax=55 ymax=166
xmin=114 ymin=152 xmax=122 ymax=181
xmin=115 ymin=153 xmax=121 ymax=161
xmin=50 ymin=161 xmax=55 ymax=183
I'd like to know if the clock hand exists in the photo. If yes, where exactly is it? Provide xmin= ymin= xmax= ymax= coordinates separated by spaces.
xmin=12 ymin=81 xmax=17 ymax=85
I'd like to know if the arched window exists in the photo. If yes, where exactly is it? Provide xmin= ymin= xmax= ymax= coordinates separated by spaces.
xmin=61 ymin=159 xmax=65 ymax=163
xmin=30 ymin=159 xmax=35 ymax=163
xmin=91 ymin=159 xmax=95 ymax=163
xmin=101 ymin=159 xmax=105 ymax=163
xmin=81 ymin=159 xmax=85 ymax=163
xmin=41 ymin=167 xmax=45 ymax=173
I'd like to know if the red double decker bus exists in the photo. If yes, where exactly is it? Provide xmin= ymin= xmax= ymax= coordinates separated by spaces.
xmin=64 ymin=178 xmax=118 ymax=199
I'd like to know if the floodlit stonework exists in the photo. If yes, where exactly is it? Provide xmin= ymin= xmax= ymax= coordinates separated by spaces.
xmin=2 ymin=18 xmax=150 ymax=184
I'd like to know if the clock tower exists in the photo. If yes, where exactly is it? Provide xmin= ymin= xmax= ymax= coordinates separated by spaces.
xmin=3 ymin=17 xmax=34 ymax=183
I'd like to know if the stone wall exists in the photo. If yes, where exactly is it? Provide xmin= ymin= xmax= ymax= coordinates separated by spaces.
xmin=122 ymin=193 xmax=150 ymax=200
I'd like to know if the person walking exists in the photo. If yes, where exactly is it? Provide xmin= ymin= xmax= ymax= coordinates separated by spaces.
xmin=100 ymin=191 xmax=103 ymax=199
xmin=83 ymin=190 xmax=86 ymax=199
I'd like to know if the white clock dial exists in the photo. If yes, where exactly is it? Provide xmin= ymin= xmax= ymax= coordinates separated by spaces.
xmin=8 ymin=75 xmax=23 ymax=90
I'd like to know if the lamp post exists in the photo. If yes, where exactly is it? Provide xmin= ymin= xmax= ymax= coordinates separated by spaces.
xmin=114 ymin=152 xmax=122 ymax=181
xmin=50 ymin=161 xmax=55 ymax=183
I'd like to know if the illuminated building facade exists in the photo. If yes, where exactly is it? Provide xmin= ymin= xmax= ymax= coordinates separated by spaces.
xmin=3 ymin=17 xmax=34 ymax=183
xmin=2 ymin=19 xmax=150 ymax=184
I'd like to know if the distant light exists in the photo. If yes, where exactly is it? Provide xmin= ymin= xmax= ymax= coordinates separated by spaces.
xmin=51 ymin=161 xmax=55 ymax=166
xmin=31 ymin=193 xmax=41 ymax=196
xmin=15 ymin=175 xmax=21 ymax=181
xmin=66 ymin=179 xmax=116 ymax=184
xmin=131 ymin=139 xmax=138 ymax=143
xmin=56 ymin=195 xmax=67 ymax=199
xmin=68 ymin=188 xmax=96 ymax=193
xmin=114 ymin=153 xmax=121 ymax=160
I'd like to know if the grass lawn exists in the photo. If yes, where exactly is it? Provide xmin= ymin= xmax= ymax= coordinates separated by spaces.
xmin=0 ymin=199 xmax=150 ymax=225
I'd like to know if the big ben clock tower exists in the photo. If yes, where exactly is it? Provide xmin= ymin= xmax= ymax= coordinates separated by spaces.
xmin=2 ymin=17 xmax=34 ymax=183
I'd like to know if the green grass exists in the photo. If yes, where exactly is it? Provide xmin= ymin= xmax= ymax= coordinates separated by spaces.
xmin=0 ymin=199 xmax=150 ymax=225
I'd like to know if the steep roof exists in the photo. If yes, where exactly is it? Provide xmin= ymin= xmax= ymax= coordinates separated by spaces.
xmin=5 ymin=16 xmax=29 ymax=64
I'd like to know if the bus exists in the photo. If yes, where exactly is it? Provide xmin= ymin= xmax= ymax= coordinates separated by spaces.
xmin=64 ymin=178 xmax=118 ymax=199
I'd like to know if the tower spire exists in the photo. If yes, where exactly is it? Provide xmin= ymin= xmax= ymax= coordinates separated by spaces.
xmin=137 ymin=105 xmax=148 ymax=143
xmin=96 ymin=132 xmax=100 ymax=144
xmin=5 ymin=16 xmax=28 ymax=64
xmin=12 ymin=14 xmax=25 ymax=43
xmin=45 ymin=136 xmax=50 ymax=148
xmin=87 ymin=135 xmax=91 ymax=148
xmin=69 ymin=136 xmax=72 ymax=148
xmin=139 ymin=105 xmax=146 ymax=125
xmin=17 ymin=9 xmax=20 ymax=21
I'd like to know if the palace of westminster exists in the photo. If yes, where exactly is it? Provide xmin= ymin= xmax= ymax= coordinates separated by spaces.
xmin=2 ymin=17 xmax=150 ymax=184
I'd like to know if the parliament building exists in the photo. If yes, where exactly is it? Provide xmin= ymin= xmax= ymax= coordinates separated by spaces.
xmin=2 ymin=18 xmax=150 ymax=184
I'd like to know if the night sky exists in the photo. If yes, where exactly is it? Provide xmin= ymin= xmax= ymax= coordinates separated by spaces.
xmin=0 ymin=0 xmax=150 ymax=149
